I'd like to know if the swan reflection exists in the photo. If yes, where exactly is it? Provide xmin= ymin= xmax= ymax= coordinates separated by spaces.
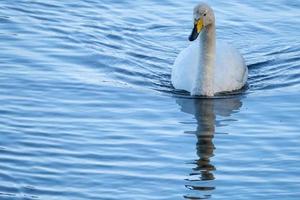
xmin=175 ymin=96 xmax=243 ymax=199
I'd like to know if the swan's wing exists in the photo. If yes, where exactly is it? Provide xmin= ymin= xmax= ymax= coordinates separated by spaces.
xmin=171 ymin=41 xmax=199 ymax=92
xmin=214 ymin=42 xmax=248 ymax=93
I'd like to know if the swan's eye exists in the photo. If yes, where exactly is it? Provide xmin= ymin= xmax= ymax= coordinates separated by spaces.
xmin=203 ymin=13 xmax=207 ymax=16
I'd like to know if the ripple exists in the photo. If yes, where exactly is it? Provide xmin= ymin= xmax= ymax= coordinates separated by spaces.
xmin=0 ymin=1 xmax=300 ymax=200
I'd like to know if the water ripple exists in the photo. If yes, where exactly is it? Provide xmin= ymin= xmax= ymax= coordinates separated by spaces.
xmin=1 ymin=0 xmax=300 ymax=200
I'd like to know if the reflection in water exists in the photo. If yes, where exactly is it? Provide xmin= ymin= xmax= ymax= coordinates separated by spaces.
xmin=175 ymin=96 xmax=243 ymax=199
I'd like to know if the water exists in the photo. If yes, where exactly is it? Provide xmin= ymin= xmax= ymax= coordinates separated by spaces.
xmin=0 ymin=0 xmax=300 ymax=199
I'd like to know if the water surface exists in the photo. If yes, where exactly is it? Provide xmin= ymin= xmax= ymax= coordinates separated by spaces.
xmin=1 ymin=0 xmax=300 ymax=199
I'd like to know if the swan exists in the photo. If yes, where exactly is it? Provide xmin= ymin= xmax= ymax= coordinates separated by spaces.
xmin=171 ymin=3 xmax=248 ymax=96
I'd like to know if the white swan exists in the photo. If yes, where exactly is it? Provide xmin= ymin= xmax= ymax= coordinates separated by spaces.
xmin=171 ymin=3 xmax=248 ymax=96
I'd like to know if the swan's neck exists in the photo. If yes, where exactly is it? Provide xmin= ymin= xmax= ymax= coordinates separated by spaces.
xmin=194 ymin=23 xmax=216 ymax=96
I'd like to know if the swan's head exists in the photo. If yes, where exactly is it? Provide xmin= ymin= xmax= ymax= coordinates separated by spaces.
xmin=189 ymin=3 xmax=215 ymax=41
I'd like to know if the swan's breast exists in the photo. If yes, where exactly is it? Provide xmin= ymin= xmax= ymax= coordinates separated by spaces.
xmin=214 ymin=42 xmax=248 ymax=93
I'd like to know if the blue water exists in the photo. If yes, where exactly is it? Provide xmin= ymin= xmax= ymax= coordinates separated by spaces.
xmin=1 ymin=0 xmax=300 ymax=199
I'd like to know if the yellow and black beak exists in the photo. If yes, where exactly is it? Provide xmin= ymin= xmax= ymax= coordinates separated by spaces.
xmin=189 ymin=18 xmax=204 ymax=41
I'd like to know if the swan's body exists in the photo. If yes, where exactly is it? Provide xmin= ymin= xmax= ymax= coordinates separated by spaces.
xmin=172 ymin=38 xmax=248 ymax=95
xmin=171 ymin=3 xmax=248 ymax=96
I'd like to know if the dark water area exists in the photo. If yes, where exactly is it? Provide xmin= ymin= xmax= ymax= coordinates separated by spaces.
xmin=0 ymin=0 xmax=300 ymax=199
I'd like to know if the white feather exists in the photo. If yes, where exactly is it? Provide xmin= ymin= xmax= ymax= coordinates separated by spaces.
xmin=171 ymin=3 xmax=248 ymax=96
xmin=172 ymin=39 xmax=248 ymax=95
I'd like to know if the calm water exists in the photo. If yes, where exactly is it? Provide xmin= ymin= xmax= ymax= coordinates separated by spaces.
xmin=1 ymin=0 xmax=300 ymax=199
